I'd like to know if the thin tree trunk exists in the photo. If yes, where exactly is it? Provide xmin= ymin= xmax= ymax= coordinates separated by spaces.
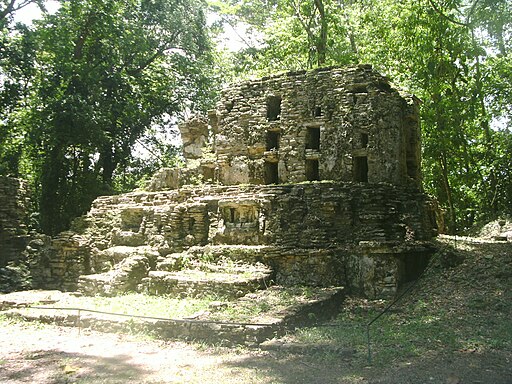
xmin=439 ymin=153 xmax=456 ymax=233
xmin=314 ymin=0 xmax=327 ymax=66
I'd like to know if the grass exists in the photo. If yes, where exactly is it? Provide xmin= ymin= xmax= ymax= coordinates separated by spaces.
xmin=31 ymin=293 xmax=214 ymax=320
xmin=287 ymin=239 xmax=512 ymax=367
xmin=3 ymin=238 xmax=511 ymax=374
xmin=6 ymin=285 xmax=325 ymax=325
xmin=207 ymin=286 xmax=323 ymax=323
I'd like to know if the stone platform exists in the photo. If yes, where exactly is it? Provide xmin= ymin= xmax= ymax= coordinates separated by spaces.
xmin=0 ymin=288 xmax=344 ymax=345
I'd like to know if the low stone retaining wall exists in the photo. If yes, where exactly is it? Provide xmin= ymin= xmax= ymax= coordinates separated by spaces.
xmin=0 ymin=287 xmax=345 ymax=346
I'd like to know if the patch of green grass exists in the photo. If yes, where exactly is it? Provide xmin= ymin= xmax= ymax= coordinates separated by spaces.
xmin=208 ymin=286 xmax=322 ymax=323
xmin=0 ymin=313 xmax=50 ymax=330
xmin=291 ymin=289 xmax=512 ymax=368
xmin=42 ymin=293 xmax=213 ymax=319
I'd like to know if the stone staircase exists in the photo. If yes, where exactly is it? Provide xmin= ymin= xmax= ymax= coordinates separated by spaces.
xmin=140 ymin=264 xmax=272 ymax=298
xmin=77 ymin=245 xmax=273 ymax=300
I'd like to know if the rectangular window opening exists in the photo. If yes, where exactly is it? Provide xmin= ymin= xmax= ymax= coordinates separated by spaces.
xmin=306 ymin=159 xmax=320 ymax=181
xmin=354 ymin=156 xmax=368 ymax=182
xmin=202 ymin=167 xmax=214 ymax=182
xmin=266 ymin=96 xmax=282 ymax=121
xmin=360 ymin=133 xmax=369 ymax=148
xmin=305 ymin=127 xmax=320 ymax=150
xmin=188 ymin=217 xmax=195 ymax=232
xmin=229 ymin=207 xmax=236 ymax=223
xmin=266 ymin=131 xmax=280 ymax=151
xmin=264 ymin=162 xmax=279 ymax=184
xmin=314 ymin=106 xmax=322 ymax=117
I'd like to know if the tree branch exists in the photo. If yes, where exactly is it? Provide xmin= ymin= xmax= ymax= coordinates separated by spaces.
xmin=219 ymin=14 xmax=255 ymax=50
xmin=0 ymin=0 xmax=43 ymax=22
xmin=427 ymin=0 xmax=469 ymax=27
xmin=291 ymin=0 xmax=316 ymax=42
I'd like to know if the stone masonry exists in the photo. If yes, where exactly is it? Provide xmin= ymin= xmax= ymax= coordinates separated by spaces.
xmin=0 ymin=177 xmax=30 ymax=268
xmin=30 ymin=65 xmax=436 ymax=299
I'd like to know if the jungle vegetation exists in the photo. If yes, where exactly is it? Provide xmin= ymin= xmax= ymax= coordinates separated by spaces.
xmin=0 ymin=0 xmax=510 ymax=234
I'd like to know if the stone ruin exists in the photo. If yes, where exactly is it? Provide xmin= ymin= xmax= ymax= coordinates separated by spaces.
xmin=0 ymin=177 xmax=30 ymax=267
xmin=0 ymin=177 xmax=32 ymax=291
xmin=27 ymin=65 xmax=437 ymax=300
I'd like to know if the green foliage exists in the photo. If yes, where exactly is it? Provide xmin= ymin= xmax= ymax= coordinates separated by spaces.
xmin=0 ymin=0 xmax=216 ymax=235
xmin=212 ymin=0 xmax=512 ymax=232
xmin=0 ymin=0 xmax=510 ymax=236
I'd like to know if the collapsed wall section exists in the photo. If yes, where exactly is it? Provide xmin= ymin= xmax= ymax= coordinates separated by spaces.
xmin=0 ymin=177 xmax=31 ymax=267
xmin=30 ymin=183 xmax=436 ymax=297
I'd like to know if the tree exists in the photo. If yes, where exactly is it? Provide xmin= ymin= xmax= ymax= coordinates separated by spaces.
xmin=0 ymin=0 xmax=42 ymax=176
xmin=210 ymin=0 xmax=358 ymax=76
xmin=24 ymin=0 xmax=214 ymax=234
xmin=0 ymin=0 xmax=44 ymax=24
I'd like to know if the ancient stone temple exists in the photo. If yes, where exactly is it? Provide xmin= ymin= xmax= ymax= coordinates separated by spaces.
xmin=29 ymin=65 xmax=436 ymax=299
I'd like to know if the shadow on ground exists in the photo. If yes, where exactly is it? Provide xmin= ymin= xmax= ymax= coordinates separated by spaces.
xmin=0 ymin=349 xmax=149 ymax=384
xmin=220 ymin=348 xmax=512 ymax=384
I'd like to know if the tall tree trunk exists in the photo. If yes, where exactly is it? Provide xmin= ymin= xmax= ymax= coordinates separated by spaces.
xmin=100 ymin=144 xmax=115 ymax=192
xmin=40 ymin=145 xmax=64 ymax=235
xmin=314 ymin=0 xmax=327 ymax=66
xmin=439 ymin=153 xmax=456 ymax=233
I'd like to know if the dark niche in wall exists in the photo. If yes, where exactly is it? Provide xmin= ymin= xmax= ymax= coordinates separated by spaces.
xmin=266 ymin=96 xmax=282 ymax=121
xmin=306 ymin=159 xmax=320 ymax=181
xmin=360 ymin=132 xmax=369 ymax=148
xmin=264 ymin=161 xmax=279 ymax=184
xmin=266 ymin=130 xmax=280 ymax=151
xmin=306 ymin=127 xmax=320 ymax=150
xmin=354 ymin=156 xmax=368 ymax=182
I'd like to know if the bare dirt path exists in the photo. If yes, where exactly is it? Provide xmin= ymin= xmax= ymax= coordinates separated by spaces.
xmin=1 ymin=318 xmax=511 ymax=384
xmin=0 ymin=319 xmax=361 ymax=384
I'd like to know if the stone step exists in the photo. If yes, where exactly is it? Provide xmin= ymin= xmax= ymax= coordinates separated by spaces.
xmin=139 ymin=265 xmax=273 ymax=299
xmin=78 ymin=254 xmax=151 ymax=296
xmin=0 ymin=286 xmax=345 ymax=346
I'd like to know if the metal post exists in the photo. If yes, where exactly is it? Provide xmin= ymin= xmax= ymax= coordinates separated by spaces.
xmin=367 ymin=325 xmax=372 ymax=365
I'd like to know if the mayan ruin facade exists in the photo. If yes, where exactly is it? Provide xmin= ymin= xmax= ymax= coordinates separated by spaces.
xmin=26 ymin=65 xmax=436 ymax=300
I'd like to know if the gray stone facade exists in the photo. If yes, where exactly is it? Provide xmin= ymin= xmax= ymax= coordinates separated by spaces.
xmin=176 ymin=65 xmax=421 ymax=188
xmin=30 ymin=65 xmax=436 ymax=298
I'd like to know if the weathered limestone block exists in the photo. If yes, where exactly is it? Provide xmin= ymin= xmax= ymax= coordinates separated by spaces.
xmin=96 ymin=246 xmax=159 ymax=272
xmin=78 ymin=254 xmax=150 ymax=296
xmin=139 ymin=263 xmax=272 ymax=299
xmin=144 ymin=168 xmax=183 ymax=191
xmin=111 ymin=229 xmax=145 ymax=247
xmin=156 ymin=253 xmax=187 ymax=271
xmin=178 ymin=114 xmax=209 ymax=160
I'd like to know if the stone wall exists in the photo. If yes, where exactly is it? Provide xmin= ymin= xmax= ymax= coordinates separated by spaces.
xmin=30 ymin=182 xmax=435 ymax=297
xmin=0 ymin=177 xmax=30 ymax=268
xmin=28 ymin=66 xmax=435 ymax=299
xmin=68 ymin=183 xmax=434 ymax=252
xmin=178 ymin=65 xmax=422 ymax=188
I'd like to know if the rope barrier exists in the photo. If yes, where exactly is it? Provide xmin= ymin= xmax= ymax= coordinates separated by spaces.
xmin=27 ymin=305 xmax=280 ymax=328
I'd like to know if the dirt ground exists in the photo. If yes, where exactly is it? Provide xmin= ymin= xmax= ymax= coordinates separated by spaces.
xmin=1 ymin=236 xmax=511 ymax=384
xmin=0 ymin=318 xmax=510 ymax=384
